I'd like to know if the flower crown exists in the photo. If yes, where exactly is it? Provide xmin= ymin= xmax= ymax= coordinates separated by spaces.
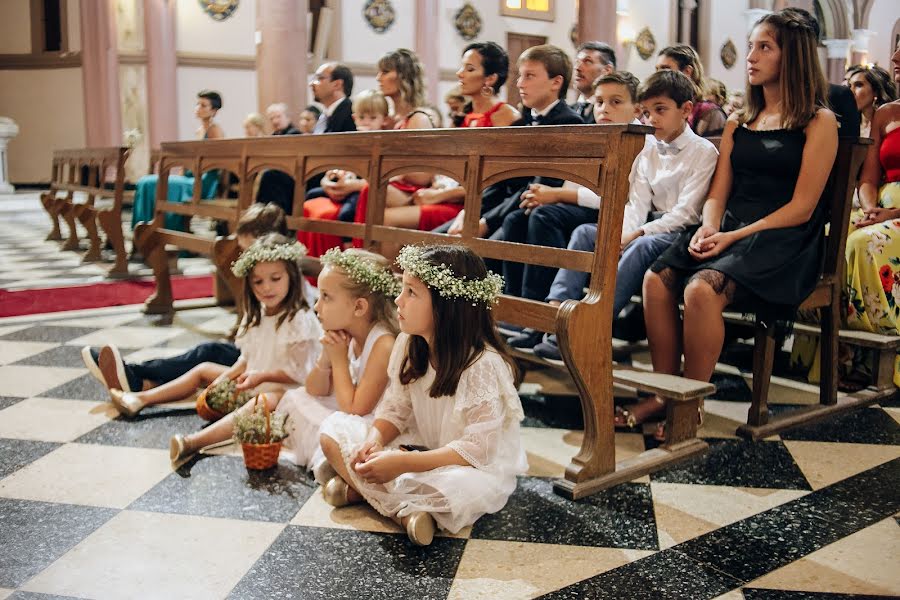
xmin=396 ymin=245 xmax=504 ymax=307
xmin=321 ymin=248 xmax=402 ymax=297
xmin=231 ymin=241 xmax=307 ymax=277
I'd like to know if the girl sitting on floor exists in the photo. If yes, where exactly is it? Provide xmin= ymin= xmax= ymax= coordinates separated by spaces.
xmin=109 ymin=234 xmax=322 ymax=431
xmin=276 ymin=248 xmax=399 ymax=475
xmin=318 ymin=245 xmax=528 ymax=546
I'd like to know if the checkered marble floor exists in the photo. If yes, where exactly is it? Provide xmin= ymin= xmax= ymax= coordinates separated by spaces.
xmin=0 ymin=191 xmax=215 ymax=290
xmin=1 ymin=191 xmax=899 ymax=599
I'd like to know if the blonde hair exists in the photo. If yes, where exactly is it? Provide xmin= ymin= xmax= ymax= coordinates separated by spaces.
xmin=353 ymin=89 xmax=390 ymax=118
xmin=326 ymin=249 xmax=399 ymax=335
xmin=377 ymin=48 xmax=427 ymax=110
xmin=243 ymin=112 xmax=266 ymax=133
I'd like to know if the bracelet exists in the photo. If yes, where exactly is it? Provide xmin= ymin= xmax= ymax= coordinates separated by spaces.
xmin=315 ymin=361 xmax=332 ymax=372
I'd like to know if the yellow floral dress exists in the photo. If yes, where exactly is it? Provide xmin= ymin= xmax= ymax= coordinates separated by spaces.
xmin=844 ymin=182 xmax=900 ymax=387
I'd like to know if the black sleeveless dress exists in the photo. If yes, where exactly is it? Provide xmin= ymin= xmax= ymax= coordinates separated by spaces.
xmin=650 ymin=125 xmax=825 ymax=317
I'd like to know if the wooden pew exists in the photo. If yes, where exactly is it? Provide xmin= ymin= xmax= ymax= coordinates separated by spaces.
xmin=139 ymin=126 xmax=715 ymax=499
xmin=39 ymin=147 xmax=130 ymax=275
xmin=731 ymin=137 xmax=896 ymax=439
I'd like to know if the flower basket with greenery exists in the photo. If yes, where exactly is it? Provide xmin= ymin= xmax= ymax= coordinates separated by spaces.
xmin=233 ymin=395 xmax=289 ymax=470
xmin=196 ymin=379 xmax=252 ymax=422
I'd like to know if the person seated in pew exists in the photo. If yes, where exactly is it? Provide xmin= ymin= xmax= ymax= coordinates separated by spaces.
xmin=656 ymin=45 xmax=727 ymax=137
xmin=266 ymin=103 xmax=301 ymax=135
xmin=445 ymin=44 xmax=585 ymax=239
xmin=81 ymin=203 xmax=293 ymax=394
xmin=570 ymin=41 xmax=616 ymax=123
xmin=624 ymin=9 xmax=838 ymax=438
xmin=243 ymin=113 xmax=266 ymax=137
xmin=255 ymin=103 xmax=303 ymax=215
xmin=130 ymin=90 xmax=225 ymax=232
xmin=297 ymin=105 xmax=322 ymax=135
xmin=509 ymin=70 xmax=719 ymax=356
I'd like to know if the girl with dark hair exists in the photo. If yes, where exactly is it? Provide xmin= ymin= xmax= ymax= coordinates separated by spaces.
xmin=626 ymin=10 xmax=839 ymax=436
xmin=318 ymin=245 xmax=527 ymax=546
xmin=846 ymin=64 xmax=898 ymax=137
xmin=110 ymin=234 xmax=322 ymax=426
xmin=130 ymin=90 xmax=225 ymax=232
xmin=657 ymin=45 xmax=727 ymax=136
xmin=457 ymin=41 xmax=520 ymax=128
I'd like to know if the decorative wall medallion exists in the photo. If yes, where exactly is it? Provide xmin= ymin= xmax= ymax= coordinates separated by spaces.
xmin=720 ymin=38 xmax=737 ymax=69
xmin=635 ymin=27 xmax=656 ymax=60
xmin=199 ymin=0 xmax=239 ymax=22
xmin=454 ymin=2 xmax=482 ymax=41
xmin=363 ymin=0 xmax=395 ymax=34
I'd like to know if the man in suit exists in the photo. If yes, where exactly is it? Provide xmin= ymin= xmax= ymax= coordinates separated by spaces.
xmin=570 ymin=41 xmax=616 ymax=124
xmin=309 ymin=62 xmax=356 ymax=134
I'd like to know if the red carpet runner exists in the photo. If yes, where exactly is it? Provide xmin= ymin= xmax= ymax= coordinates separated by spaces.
xmin=0 ymin=276 xmax=213 ymax=317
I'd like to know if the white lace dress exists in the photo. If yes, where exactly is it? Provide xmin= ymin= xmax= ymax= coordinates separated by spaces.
xmin=277 ymin=323 xmax=394 ymax=468
xmin=234 ymin=309 xmax=322 ymax=395
xmin=322 ymin=333 xmax=528 ymax=533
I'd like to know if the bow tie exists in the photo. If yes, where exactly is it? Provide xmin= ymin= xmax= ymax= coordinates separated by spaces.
xmin=530 ymin=113 xmax=544 ymax=125
xmin=656 ymin=141 xmax=682 ymax=156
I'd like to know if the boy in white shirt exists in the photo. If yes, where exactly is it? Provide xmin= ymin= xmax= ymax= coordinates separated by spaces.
xmin=529 ymin=69 xmax=719 ymax=359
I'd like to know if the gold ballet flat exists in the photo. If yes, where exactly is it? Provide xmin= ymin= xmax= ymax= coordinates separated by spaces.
xmin=405 ymin=512 xmax=435 ymax=546
xmin=108 ymin=388 xmax=144 ymax=418
xmin=322 ymin=476 xmax=352 ymax=507
xmin=169 ymin=434 xmax=196 ymax=468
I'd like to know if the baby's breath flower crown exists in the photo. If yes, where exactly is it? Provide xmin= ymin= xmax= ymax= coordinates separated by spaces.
xmin=231 ymin=240 xmax=307 ymax=277
xmin=321 ymin=248 xmax=402 ymax=297
xmin=396 ymin=245 xmax=504 ymax=307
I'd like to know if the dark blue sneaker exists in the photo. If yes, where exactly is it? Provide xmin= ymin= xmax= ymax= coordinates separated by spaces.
xmin=533 ymin=334 xmax=562 ymax=361
xmin=507 ymin=328 xmax=544 ymax=350
xmin=497 ymin=321 xmax=525 ymax=337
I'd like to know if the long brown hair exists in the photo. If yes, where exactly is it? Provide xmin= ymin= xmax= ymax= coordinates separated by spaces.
xmin=658 ymin=44 xmax=705 ymax=100
xmin=399 ymin=245 xmax=519 ymax=397
xmin=739 ymin=10 xmax=828 ymax=130
xmin=238 ymin=233 xmax=309 ymax=336
xmin=377 ymin=49 xmax=427 ymax=110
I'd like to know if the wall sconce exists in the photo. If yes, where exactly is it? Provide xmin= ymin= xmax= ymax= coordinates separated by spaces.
xmin=617 ymin=11 xmax=635 ymax=47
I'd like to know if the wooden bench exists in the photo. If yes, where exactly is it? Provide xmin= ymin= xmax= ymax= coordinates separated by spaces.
xmin=39 ymin=147 xmax=131 ymax=276
xmin=139 ymin=125 xmax=716 ymax=499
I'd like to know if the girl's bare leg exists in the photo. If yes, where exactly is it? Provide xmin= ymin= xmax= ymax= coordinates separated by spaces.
xmin=319 ymin=434 xmax=363 ymax=502
xmin=183 ymin=391 xmax=283 ymax=451
xmin=133 ymin=363 xmax=226 ymax=407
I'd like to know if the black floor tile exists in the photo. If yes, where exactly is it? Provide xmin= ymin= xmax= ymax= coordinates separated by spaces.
xmin=742 ymin=589 xmax=900 ymax=599
xmin=227 ymin=526 xmax=467 ymax=600
xmin=0 ymin=396 xmax=26 ymax=410
xmin=0 ymin=326 xmax=97 ymax=344
xmin=651 ymin=439 xmax=812 ymax=490
xmin=12 ymin=345 xmax=90 ymax=369
xmin=74 ymin=404 xmax=206 ymax=449
xmin=0 ymin=438 xmax=61 ymax=480
xmin=5 ymin=592 xmax=88 ymax=600
xmin=0 ymin=498 xmax=117 ymax=588
xmin=471 ymin=477 xmax=658 ymax=550
xmin=778 ymin=407 xmax=900 ymax=445
xmin=520 ymin=394 xmax=585 ymax=430
xmin=129 ymin=455 xmax=315 ymax=523
xmin=709 ymin=372 xmax=753 ymax=403
xmin=539 ymin=549 xmax=742 ymax=600
xmin=40 ymin=373 xmax=107 ymax=401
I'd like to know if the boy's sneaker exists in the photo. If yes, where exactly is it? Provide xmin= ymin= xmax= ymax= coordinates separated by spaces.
xmin=98 ymin=345 xmax=134 ymax=393
xmin=533 ymin=334 xmax=563 ymax=362
xmin=507 ymin=328 xmax=543 ymax=350
xmin=81 ymin=347 xmax=107 ymax=386
xmin=497 ymin=321 xmax=525 ymax=337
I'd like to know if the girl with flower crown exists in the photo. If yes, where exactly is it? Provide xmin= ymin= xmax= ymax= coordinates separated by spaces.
xmin=276 ymin=248 xmax=400 ymax=473
xmin=107 ymin=235 xmax=321 ymax=441
xmin=318 ymin=245 xmax=528 ymax=546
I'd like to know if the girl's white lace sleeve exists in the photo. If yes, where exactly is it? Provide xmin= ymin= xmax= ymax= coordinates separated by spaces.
xmin=447 ymin=400 xmax=505 ymax=470
xmin=281 ymin=311 xmax=323 ymax=383
xmin=373 ymin=333 xmax=413 ymax=432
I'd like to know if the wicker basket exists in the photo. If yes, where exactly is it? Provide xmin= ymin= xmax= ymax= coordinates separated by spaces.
xmin=195 ymin=385 xmax=226 ymax=422
xmin=240 ymin=395 xmax=281 ymax=470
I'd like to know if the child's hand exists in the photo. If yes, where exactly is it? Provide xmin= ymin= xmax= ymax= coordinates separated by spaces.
xmin=352 ymin=439 xmax=383 ymax=467
xmin=354 ymin=450 xmax=407 ymax=484
xmin=321 ymin=330 xmax=351 ymax=364
xmin=235 ymin=370 xmax=265 ymax=391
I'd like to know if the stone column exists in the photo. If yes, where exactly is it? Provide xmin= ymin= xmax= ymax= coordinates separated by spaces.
xmin=257 ymin=0 xmax=308 ymax=122
xmin=144 ymin=0 xmax=178 ymax=148
xmin=679 ymin=0 xmax=698 ymax=44
xmin=80 ymin=0 xmax=122 ymax=148
xmin=577 ymin=0 xmax=619 ymax=56
xmin=851 ymin=29 xmax=875 ymax=65
xmin=823 ymin=38 xmax=852 ymax=84
xmin=415 ymin=0 xmax=439 ymax=105
xmin=0 ymin=118 xmax=19 ymax=193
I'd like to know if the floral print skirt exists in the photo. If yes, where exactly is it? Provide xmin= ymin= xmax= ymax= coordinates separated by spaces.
xmin=791 ymin=182 xmax=900 ymax=388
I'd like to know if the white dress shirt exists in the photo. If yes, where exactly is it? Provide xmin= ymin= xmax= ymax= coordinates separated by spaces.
xmin=572 ymin=124 xmax=718 ymax=236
